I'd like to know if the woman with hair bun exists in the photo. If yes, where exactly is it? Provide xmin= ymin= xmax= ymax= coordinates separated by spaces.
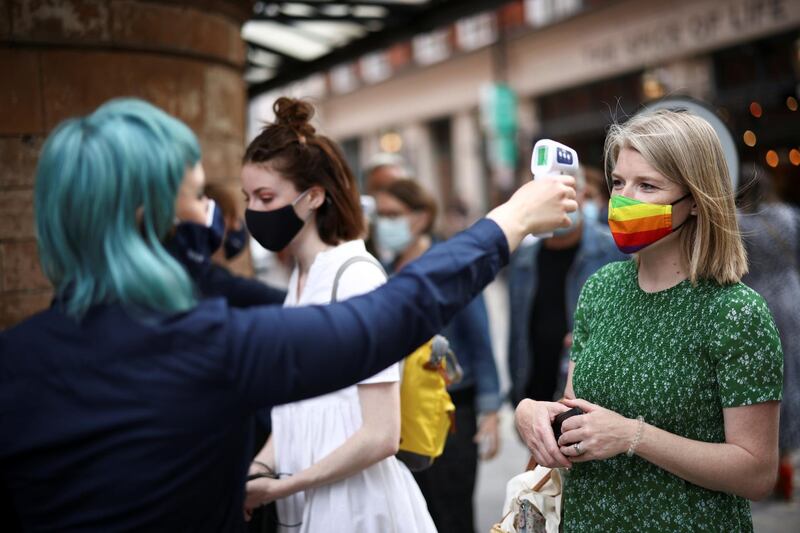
xmin=242 ymin=98 xmax=436 ymax=532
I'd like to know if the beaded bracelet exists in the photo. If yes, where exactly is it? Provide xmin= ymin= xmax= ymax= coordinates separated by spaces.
xmin=626 ymin=416 xmax=645 ymax=457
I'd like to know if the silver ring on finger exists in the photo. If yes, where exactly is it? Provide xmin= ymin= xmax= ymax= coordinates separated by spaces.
xmin=573 ymin=442 xmax=585 ymax=455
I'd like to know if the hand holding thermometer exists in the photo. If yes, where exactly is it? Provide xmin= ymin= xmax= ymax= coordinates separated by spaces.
xmin=530 ymin=139 xmax=580 ymax=238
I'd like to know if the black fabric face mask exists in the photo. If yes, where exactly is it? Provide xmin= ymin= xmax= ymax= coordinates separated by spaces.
xmin=170 ymin=200 xmax=226 ymax=264
xmin=245 ymin=190 xmax=310 ymax=252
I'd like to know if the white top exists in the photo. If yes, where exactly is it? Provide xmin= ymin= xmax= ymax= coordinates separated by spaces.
xmin=271 ymin=240 xmax=436 ymax=533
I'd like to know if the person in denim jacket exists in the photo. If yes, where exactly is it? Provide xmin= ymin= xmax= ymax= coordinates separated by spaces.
xmin=507 ymin=174 xmax=626 ymax=406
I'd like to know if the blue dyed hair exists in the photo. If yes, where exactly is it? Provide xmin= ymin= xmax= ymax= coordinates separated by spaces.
xmin=35 ymin=98 xmax=201 ymax=319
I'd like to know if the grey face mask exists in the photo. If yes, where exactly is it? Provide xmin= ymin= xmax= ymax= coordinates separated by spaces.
xmin=374 ymin=216 xmax=413 ymax=254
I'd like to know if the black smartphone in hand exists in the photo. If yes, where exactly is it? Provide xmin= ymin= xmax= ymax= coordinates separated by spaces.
xmin=552 ymin=407 xmax=584 ymax=443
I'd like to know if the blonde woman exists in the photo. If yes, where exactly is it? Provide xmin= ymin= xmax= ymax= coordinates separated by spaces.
xmin=515 ymin=110 xmax=782 ymax=532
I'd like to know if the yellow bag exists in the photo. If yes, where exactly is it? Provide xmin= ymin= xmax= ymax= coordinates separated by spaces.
xmin=396 ymin=335 xmax=462 ymax=471
xmin=330 ymin=258 xmax=462 ymax=471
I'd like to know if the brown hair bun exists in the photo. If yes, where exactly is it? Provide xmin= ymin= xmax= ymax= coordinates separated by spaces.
xmin=273 ymin=97 xmax=316 ymax=139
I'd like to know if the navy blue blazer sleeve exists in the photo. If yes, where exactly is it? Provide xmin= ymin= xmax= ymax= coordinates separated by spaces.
xmin=202 ymin=264 xmax=287 ymax=308
xmin=165 ymin=234 xmax=287 ymax=308
xmin=226 ymin=219 xmax=510 ymax=408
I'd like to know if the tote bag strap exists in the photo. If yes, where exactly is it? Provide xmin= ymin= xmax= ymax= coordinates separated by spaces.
xmin=331 ymin=256 xmax=388 ymax=303
xmin=525 ymin=456 xmax=552 ymax=491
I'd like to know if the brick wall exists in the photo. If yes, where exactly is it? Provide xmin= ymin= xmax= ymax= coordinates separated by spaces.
xmin=0 ymin=0 xmax=252 ymax=328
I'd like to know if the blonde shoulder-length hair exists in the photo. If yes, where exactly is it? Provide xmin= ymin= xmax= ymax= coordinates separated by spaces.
xmin=603 ymin=109 xmax=747 ymax=285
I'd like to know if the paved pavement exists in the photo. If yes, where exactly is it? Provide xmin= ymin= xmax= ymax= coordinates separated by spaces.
xmin=473 ymin=278 xmax=800 ymax=533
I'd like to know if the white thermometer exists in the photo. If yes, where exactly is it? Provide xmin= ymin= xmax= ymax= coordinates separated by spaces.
xmin=530 ymin=139 xmax=579 ymax=238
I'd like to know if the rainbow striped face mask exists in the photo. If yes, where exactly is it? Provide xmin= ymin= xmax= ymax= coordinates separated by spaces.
xmin=608 ymin=194 xmax=690 ymax=254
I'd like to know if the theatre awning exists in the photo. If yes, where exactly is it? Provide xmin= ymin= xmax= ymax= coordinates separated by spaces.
xmin=243 ymin=0 xmax=509 ymax=98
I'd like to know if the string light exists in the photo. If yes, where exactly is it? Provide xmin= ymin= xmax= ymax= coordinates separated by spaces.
xmin=749 ymin=102 xmax=762 ymax=118
xmin=787 ymin=96 xmax=798 ymax=112
xmin=641 ymin=71 xmax=665 ymax=100
xmin=379 ymin=132 xmax=403 ymax=153
xmin=790 ymin=148 xmax=800 ymax=166
xmin=765 ymin=150 xmax=779 ymax=168
xmin=743 ymin=130 xmax=757 ymax=147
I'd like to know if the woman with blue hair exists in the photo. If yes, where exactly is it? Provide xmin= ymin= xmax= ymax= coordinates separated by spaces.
xmin=0 ymin=98 xmax=577 ymax=531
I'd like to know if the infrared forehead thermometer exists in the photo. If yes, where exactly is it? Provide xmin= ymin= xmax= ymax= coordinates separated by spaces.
xmin=531 ymin=139 xmax=579 ymax=177
xmin=530 ymin=139 xmax=580 ymax=238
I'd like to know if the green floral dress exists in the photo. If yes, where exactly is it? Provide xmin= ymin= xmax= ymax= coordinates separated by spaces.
xmin=565 ymin=260 xmax=783 ymax=532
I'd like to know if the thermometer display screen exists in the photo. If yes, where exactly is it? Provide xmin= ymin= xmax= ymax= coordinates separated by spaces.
xmin=536 ymin=146 xmax=548 ymax=166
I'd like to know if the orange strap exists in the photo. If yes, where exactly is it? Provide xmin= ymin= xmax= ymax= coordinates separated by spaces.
xmin=525 ymin=456 xmax=552 ymax=492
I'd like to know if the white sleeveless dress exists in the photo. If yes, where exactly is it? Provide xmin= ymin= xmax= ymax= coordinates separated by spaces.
xmin=270 ymin=240 xmax=436 ymax=533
